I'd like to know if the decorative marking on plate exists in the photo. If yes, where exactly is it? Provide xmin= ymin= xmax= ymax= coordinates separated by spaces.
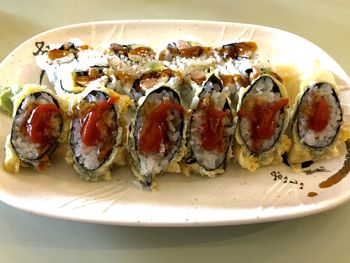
xmin=219 ymin=25 xmax=226 ymax=44
xmin=59 ymin=184 xmax=124 ymax=208
xmin=236 ymin=26 xmax=255 ymax=41
xmin=103 ymin=24 xmax=122 ymax=44
xmin=270 ymin=171 xmax=304 ymax=189
xmin=70 ymin=186 xmax=129 ymax=210
xmin=260 ymin=170 xmax=305 ymax=208
xmin=319 ymin=140 xmax=350 ymax=189
xmin=102 ymin=187 xmax=132 ymax=213
xmin=33 ymin=41 xmax=49 ymax=56
xmin=261 ymin=174 xmax=289 ymax=208
xmin=118 ymin=23 xmax=125 ymax=42
xmin=92 ymin=24 xmax=97 ymax=46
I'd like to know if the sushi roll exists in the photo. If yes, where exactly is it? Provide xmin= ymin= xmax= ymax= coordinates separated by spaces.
xmin=182 ymin=74 xmax=235 ymax=177
xmin=235 ymin=74 xmax=291 ymax=171
xmin=4 ymin=84 xmax=65 ymax=172
xmin=66 ymin=86 xmax=132 ymax=181
xmin=287 ymin=76 xmax=349 ymax=170
xmin=158 ymin=41 xmax=216 ymax=83
xmin=175 ymin=65 xmax=214 ymax=109
xmin=58 ymin=65 xmax=116 ymax=95
xmin=159 ymin=40 xmax=214 ymax=62
xmin=36 ymin=40 xmax=91 ymax=86
xmin=107 ymin=43 xmax=157 ymax=75
xmin=44 ymin=41 xmax=89 ymax=64
xmin=128 ymin=85 xmax=186 ymax=188
xmin=216 ymin=42 xmax=257 ymax=61
xmin=37 ymin=40 xmax=109 ymax=97
xmin=106 ymin=44 xmax=158 ymax=98
xmin=130 ymin=65 xmax=184 ymax=102
xmin=108 ymin=43 xmax=156 ymax=62
xmin=214 ymin=42 xmax=258 ymax=108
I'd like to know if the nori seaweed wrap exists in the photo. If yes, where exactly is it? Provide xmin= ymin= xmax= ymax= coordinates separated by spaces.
xmin=66 ymin=86 xmax=132 ymax=181
xmin=235 ymin=74 xmax=291 ymax=171
xmin=128 ymin=85 xmax=186 ymax=188
xmin=182 ymin=74 xmax=235 ymax=177
xmin=4 ymin=84 xmax=66 ymax=172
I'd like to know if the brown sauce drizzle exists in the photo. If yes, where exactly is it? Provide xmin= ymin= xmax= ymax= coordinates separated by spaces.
xmin=319 ymin=140 xmax=350 ymax=188
xmin=179 ymin=46 xmax=203 ymax=58
xmin=308 ymin=192 xmax=318 ymax=197
xmin=110 ymin=43 xmax=129 ymax=56
xmin=128 ymin=46 xmax=155 ymax=59
xmin=220 ymin=42 xmax=257 ymax=60
xmin=75 ymin=68 xmax=104 ymax=86
xmin=220 ymin=74 xmax=250 ymax=88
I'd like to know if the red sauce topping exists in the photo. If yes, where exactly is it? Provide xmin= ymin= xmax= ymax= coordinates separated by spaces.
xmin=80 ymin=96 xmax=119 ymax=146
xmin=307 ymin=98 xmax=330 ymax=132
xmin=26 ymin=104 xmax=61 ymax=144
xmin=238 ymin=98 xmax=288 ymax=151
xmin=200 ymin=99 xmax=230 ymax=152
xmin=139 ymin=100 xmax=184 ymax=154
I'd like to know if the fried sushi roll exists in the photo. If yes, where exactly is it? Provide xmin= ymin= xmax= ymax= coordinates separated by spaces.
xmin=66 ymin=86 xmax=132 ymax=181
xmin=235 ymin=74 xmax=291 ymax=171
xmin=4 ymin=84 xmax=65 ymax=172
xmin=129 ymin=86 xmax=186 ymax=188
xmin=287 ymin=79 xmax=349 ymax=170
xmin=182 ymin=74 xmax=235 ymax=177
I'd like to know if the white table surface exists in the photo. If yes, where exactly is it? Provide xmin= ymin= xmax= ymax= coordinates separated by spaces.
xmin=0 ymin=0 xmax=349 ymax=262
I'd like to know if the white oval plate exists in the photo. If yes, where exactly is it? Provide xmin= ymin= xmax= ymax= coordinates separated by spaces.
xmin=0 ymin=20 xmax=350 ymax=226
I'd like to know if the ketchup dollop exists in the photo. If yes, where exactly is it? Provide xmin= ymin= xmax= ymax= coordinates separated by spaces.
xmin=200 ymin=99 xmax=230 ymax=152
xmin=26 ymin=104 xmax=61 ymax=144
xmin=80 ymin=96 xmax=119 ymax=146
xmin=238 ymin=98 xmax=288 ymax=152
xmin=307 ymin=98 xmax=330 ymax=132
xmin=139 ymin=99 xmax=184 ymax=154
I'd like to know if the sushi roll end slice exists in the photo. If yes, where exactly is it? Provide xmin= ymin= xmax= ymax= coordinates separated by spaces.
xmin=4 ymin=84 xmax=65 ymax=173
xmin=287 ymin=80 xmax=349 ymax=170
